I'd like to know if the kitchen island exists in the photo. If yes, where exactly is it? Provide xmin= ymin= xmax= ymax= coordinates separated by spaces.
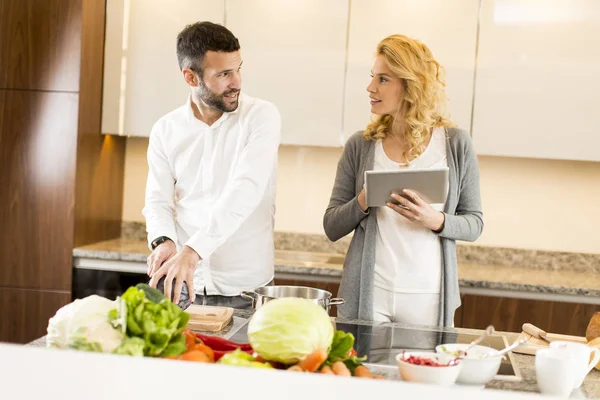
xmin=26 ymin=309 xmax=599 ymax=398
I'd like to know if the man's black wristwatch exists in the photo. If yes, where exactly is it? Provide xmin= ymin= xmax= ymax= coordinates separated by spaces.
xmin=151 ymin=236 xmax=172 ymax=250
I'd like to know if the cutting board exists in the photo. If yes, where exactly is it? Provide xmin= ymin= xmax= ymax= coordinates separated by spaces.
xmin=185 ymin=305 xmax=234 ymax=332
xmin=511 ymin=324 xmax=587 ymax=356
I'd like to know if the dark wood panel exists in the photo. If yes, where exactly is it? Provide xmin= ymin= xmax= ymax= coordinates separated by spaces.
xmin=0 ymin=287 xmax=71 ymax=344
xmin=0 ymin=90 xmax=78 ymax=290
xmin=454 ymin=295 xmax=465 ymax=328
xmin=547 ymin=301 xmax=600 ymax=337
xmin=0 ymin=0 xmax=82 ymax=91
xmin=275 ymin=278 xmax=340 ymax=317
xmin=460 ymin=294 xmax=598 ymax=336
xmin=74 ymin=0 xmax=126 ymax=246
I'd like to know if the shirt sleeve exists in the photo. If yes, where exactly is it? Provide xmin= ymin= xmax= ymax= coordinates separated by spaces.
xmin=185 ymin=102 xmax=281 ymax=259
xmin=142 ymin=122 xmax=179 ymax=249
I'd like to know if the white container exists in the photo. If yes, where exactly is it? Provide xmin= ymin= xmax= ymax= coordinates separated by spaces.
xmin=549 ymin=341 xmax=600 ymax=389
xmin=436 ymin=343 xmax=503 ymax=386
xmin=396 ymin=351 xmax=462 ymax=386
xmin=536 ymin=348 xmax=576 ymax=397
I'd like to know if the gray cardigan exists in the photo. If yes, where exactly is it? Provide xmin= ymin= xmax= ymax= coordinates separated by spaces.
xmin=323 ymin=128 xmax=483 ymax=326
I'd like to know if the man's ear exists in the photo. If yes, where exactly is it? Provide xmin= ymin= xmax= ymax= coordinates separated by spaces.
xmin=182 ymin=68 xmax=198 ymax=87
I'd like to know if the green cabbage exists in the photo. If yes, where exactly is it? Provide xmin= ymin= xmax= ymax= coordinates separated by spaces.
xmin=247 ymin=298 xmax=334 ymax=364
xmin=218 ymin=349 xmax=273 ymax=369
xmin=47 ymin=295 xmax=124 ymax=353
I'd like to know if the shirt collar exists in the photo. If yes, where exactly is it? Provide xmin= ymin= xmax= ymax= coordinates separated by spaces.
xmin=185 ymin=93 xmax=243 ymax=126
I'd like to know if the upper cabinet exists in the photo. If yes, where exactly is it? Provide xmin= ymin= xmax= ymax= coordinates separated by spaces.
xmin=226 ymin=0 xmax=349 ymax=146
xmin=101 ymin=0 xmax=600 ymax=162
xmin=343 ymin=0 xmax=479 ymax=140
xmin=472 ymin=0 xmax=600 ymax=161
xmin=101 ymin=0 xmax=224 ymax=136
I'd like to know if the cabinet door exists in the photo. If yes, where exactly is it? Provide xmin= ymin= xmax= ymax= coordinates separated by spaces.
xmin=0 ymin=287 xmax=71 ymax=344
xmin=472 ymin=0 xmax=600 ymax=161
xmin=225 ymin=0 xmax=349 ymax=147
xmin=102 ymin=0 xmax=225 ymax=136
xmin=343 ymin=0 xmax=479 ymax=141
xmin=460 ymin=294 xmax=599 ymax=336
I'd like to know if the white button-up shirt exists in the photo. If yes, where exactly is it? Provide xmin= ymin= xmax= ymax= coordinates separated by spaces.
xmin=143 ymin=93 xmax=281 ymax=296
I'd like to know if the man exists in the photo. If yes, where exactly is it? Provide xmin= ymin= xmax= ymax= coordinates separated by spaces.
xmin=144 ymin=22 xmax=280 ymax=308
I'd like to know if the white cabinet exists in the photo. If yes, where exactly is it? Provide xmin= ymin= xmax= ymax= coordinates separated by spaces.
xmin=343 ymin=0 xmax=480 ymax=140
xmin=225 ymin=0 xmax=349 ymax=147
xmin=472 ymin=0 xmax=600 ymax=161
xmin=101 ymin=0 xmax=225 ymax=136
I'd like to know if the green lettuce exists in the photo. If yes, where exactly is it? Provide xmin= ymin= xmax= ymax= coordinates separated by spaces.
xmin=109 ymin=286 xmax=189 ymax=358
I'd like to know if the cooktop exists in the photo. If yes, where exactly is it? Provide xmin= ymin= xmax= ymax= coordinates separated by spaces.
xmin=228 ymin=320 xmax=521 ymax=381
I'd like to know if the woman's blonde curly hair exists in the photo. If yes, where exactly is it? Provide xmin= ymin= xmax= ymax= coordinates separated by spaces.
xmin=364 ymin=34 xmax=454 ymax=162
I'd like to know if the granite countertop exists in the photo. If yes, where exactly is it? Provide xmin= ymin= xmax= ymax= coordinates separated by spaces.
xmin=27 ymin=310 xmax=599 ymax=398
xmin=73 ymin=237 xmax=600 ymax=297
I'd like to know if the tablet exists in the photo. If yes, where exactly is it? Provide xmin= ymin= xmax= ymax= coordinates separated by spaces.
xmin=365 ymin=167 xmax=449 ymax=207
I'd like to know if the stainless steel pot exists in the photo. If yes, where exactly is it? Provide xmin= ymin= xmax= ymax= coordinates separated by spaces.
xmin=241 ymin=285 xmax=345 ymax=311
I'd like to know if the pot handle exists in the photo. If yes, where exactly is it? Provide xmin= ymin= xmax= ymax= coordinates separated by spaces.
xmin=240 ymin=291 xmax=257 ymax=301
xmin=329 ymin=298 xmax=345 ymax=306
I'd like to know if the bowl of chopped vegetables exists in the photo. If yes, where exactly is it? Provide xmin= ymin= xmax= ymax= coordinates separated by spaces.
xmin=396 ymin=351 xmax=462 ymax=386
xmin=435 ymin=344 xmax=502 ymax=385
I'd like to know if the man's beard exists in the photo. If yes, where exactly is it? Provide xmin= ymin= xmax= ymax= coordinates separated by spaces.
xmin=197 ymin=80 xmax=240 ymax=113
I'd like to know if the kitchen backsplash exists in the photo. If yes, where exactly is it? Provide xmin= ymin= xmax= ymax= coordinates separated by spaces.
xmin=122 ymin=221 xmax=600 ymax=273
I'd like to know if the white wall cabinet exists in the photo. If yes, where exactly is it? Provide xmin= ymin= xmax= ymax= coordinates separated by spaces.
xmin=472 ymin=0 xmax=600 ymax=161
xmin=226 ymin=0 xmax=349 ymax=146
xmin=343 ymin=0 xmax=479 ymax=140
xmin=101 ymin=0 xmax=600 ymax=162
xmin=102 ymin=0 xmax=225 ymax=136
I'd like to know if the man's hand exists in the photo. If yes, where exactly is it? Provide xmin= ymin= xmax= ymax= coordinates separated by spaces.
xmin=147 ymin=239 xmax=177 ymax=277
xmin=149 ymin=246 xmax=200 ymax=304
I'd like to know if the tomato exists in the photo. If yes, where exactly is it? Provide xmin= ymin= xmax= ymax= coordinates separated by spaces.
xmin=178 ymin=350 xmax=211 ymax=363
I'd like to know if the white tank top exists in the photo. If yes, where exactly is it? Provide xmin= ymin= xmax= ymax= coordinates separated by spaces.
xmin=373 ymin=127 xmax=448 ymax=293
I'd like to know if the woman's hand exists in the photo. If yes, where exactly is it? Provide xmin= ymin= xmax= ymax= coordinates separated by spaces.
xmin=387 ymin=189 xmax=445 ymax=232
xmin=357 ymin=188 xmax=368 ymax=212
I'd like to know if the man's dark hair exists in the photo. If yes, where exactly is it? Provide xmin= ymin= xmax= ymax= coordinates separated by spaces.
xmin=176 ymin=22 xmax=240 ymax=74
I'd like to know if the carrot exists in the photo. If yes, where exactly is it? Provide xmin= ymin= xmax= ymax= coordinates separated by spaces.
xmin=298 ymin=349 xmax=328 ymax=372
xmin=373 ymin=375 xmax=386 ymax=380
xmin=320 ymin=365 xmax=335 ymax=375
xmin=287 ymin=365 xmax=304 ymax=372
xmin=331 ymin=361 xmax=351 ymax=376
xmin=353 ymin=365 xmax=372 ymax=378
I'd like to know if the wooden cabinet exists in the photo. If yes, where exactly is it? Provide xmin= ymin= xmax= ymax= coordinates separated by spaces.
xmin=459 ymin=294 xmax=599 ymax=337
xmin=0 ymin=288 xmax=71 ymax=344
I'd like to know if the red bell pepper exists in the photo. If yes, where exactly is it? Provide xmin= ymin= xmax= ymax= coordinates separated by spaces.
xmin=195 ymin=333 xmax=253 ymax=361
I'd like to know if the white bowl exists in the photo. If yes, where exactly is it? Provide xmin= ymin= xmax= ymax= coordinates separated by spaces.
xmin=435 ymin=344 xmax=503 ymax=386
xmin=395 ymin=351 xmax=462 ymax=386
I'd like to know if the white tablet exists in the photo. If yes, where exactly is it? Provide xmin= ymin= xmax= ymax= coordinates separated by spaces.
xmin=364 ymin=167 xmax=449 ymax=207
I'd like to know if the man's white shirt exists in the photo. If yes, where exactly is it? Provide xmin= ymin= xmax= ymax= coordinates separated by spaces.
xmin=143 ymin=93 xmax=281 ymax=296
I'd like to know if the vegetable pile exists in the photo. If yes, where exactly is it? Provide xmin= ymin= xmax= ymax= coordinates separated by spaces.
xmin=47 ymin=288 xmax=383 ymax=379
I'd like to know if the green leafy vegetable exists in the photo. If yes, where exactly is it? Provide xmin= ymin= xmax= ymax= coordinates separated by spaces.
xmin=109 ymin=287 xmax=189 ymax=358
xmin=47 ymin=295 xmax=124 ymax=353
xmin=323 ymin=330 xmax=367 ymax=373
xmin=248 ymin=298 xmax=334 ymax=364
xmin=218 ymin=349 xmax=273 ymax=369
xmin=114 ymin=337 xmax=145 ymax=356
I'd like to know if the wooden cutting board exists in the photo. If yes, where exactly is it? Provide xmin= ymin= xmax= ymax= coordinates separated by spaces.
xmin=511 ymin=323 xmax=587 ymax=356
xmin=185 ymin=305 xmax=234 ymax=332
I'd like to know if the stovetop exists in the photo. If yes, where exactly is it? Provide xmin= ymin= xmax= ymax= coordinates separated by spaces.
xmin=228 ymin=320 xmax=521 ymax=381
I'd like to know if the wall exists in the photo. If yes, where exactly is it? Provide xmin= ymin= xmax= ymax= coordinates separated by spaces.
xmin=122 ymin=138 xmax=600 ymax=254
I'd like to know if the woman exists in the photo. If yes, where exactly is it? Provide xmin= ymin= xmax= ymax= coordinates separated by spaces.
xmin=323 ymin=34 xmax=483 ymax=327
